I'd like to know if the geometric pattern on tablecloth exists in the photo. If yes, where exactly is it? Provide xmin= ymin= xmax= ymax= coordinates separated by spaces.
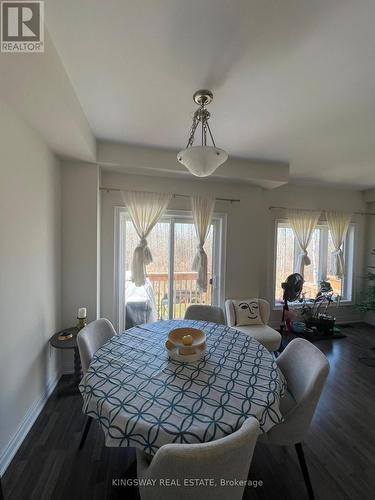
xmin=79 ymin=319 xmax=286 ymax=454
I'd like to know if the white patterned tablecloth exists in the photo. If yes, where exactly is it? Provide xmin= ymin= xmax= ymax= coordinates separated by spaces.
xmin=79 ymin=319 xmax=286 ymax=454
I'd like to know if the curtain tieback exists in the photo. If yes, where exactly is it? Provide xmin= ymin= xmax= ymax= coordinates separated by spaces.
xmin=300 ymin=250 xmax=311 ymax=266
xmin=332 ymin=248 xmax=345 ymax=278
xmin=193 ymin=244 xmax=207 ymax=269
xmin=138 ymin=237 xmax=148 ymax=248
xmin=135 ymin=237 xmax=153 ymax=266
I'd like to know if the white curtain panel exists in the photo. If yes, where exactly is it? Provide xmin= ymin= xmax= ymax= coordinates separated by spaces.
xmin=287 ymin=209 xmax=321 ymax=276
xmin=191 ymin=194 xmax=216 ymax=292
xmin=326 ymin=211 xmax=352 ymax=278
xmin=122 ymin=190 xmax=171 ymax=287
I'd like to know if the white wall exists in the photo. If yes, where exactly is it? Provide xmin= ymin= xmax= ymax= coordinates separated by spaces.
xmin=60 ymin=161 xmax=101 ymax=372
xmin=0 ymin=32 xmax=96 ymax=162
xmin=61 ymin=161 xmax=100 ymax=326
xmin=100 ymin=171 xmax=367 ymax=327
xmin=0 ymin=100 xmax=61 ymax=473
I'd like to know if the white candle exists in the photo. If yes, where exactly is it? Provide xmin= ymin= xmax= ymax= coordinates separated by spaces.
xmin=78 ymin=307 xmax=87 ymax=319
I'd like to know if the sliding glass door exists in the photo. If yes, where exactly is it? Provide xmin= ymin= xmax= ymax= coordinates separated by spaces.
xmin=170 ymin=221 xmax=213 ymax=319
xmin=115 ymin=209 xmax=226 ymax=331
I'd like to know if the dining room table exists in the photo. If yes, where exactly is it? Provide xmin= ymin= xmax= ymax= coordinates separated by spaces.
xmin=79 ymin=319 xmax=287 ymax=455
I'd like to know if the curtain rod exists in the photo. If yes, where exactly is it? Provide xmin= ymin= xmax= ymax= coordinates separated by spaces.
xmin=268 ymin=205 xmax=375 ymax=216
xmin=99 ymin=186 xmax=240 ymax=203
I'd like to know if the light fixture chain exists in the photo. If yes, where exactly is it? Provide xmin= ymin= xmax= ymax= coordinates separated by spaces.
xmin=186 ymin=109 xmax=200 ymax=147
xmin=206 ymin=121 xmax=216 ymax=147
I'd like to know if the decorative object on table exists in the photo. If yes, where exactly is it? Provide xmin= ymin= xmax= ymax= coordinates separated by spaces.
xmin=177 ymin=89 xmax=228 ymax=177
xmin=280 ymin=273 xmax=304 ymax=334
xmin=57 ymin=329 xmax=74 ymax=341
xmin=77 ymin=307 xmax=87 ymax=330
xmin=166 ymin=326 xmax=207 ymax=362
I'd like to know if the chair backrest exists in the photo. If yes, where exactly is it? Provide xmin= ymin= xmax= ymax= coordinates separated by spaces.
xmin=184 ymin=304 xmax=225 ymax=325
xmin=225 ymin=298 xmax=270 ymax=326
xmin=266 ymin=338 xmax=329 ymax=445
xmin=138 ymin=417 xmax=260 ymax=500
xmin=77 ymin=318 xmax=116 ymax=374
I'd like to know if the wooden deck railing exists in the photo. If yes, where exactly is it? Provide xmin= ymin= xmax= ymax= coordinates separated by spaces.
xmin=148 ymin=271 xmax=212 ymax=319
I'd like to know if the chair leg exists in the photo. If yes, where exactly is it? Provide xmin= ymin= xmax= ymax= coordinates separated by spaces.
xmin=79 ymin=416 xmax=93 ymax=449
xmin=295 ymin=443 xmax=314 ymax=500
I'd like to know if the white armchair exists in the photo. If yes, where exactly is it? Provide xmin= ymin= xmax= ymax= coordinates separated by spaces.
xmin=225 ymin=298 xmax=281 ymax=352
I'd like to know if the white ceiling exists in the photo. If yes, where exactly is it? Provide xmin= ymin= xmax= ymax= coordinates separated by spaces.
xmin=45 ymin=0 xmax=375 ymax=189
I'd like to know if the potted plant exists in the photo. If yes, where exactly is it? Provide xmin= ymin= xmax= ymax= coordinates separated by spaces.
xmin=358 ymin=249 xmax=375 ymax=318
xmin=300 ymin=281 xmax=340 ymax=334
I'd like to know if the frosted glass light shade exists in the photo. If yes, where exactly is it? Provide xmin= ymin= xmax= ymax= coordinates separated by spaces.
xmin=177 ymin=146 xmax=228 ymax=177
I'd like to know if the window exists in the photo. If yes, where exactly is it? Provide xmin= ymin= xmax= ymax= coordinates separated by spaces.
xmin=274 ymin=221 xmax=355 ymax=305
xmin=115 ymin=208 xmax=226 ymax=331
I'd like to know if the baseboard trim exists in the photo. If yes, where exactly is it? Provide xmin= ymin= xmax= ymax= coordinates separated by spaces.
xmin=269 ymin=319 xmax=363 ymax=329
xmin=0 ymin=371 xmax=61 ymax=476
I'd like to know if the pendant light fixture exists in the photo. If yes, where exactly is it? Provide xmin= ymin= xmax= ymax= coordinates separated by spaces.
xmin=177 ymin=90 xmax=228 ymax=177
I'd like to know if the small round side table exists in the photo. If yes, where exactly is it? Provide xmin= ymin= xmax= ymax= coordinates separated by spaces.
xmin=50 ymin=327 xmax=82 ymax=379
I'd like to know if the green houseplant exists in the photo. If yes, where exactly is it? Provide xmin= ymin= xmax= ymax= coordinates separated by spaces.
xmin=358 ymin=249 xmax=375 ymax=312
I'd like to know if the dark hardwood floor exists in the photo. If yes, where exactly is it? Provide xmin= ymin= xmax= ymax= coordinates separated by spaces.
xmin=3 ymin=323 xmax=375 ymax=500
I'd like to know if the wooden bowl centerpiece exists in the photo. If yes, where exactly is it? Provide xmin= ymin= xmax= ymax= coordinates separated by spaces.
xmin=166 ymin=327 xmax=207 ymax=362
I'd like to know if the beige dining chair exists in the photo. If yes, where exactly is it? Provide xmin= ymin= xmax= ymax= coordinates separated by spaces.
xmin=136 ymin=417 xmax=259 ymax=500
xmin=259 ymin=338 xmax=329 ymax=499
xmin=184 ymin=304 xmax=225 ymax=324
xmin=77 ymin=318 xmax=116 ymax=449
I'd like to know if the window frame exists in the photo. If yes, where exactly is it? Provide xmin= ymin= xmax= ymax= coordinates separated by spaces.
xmin=114 ymin=207 xmax=227 ymax=332
xmin=272 ymin=218 xmax=355 ymax=308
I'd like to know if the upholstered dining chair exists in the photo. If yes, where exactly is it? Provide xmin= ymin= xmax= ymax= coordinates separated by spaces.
xmin=259 ymin=338 xmax=329 ymax=499
xmin=184 ymin=304 xmax=225 ymax=324
xmin=77 ymin=318 xmax=116 ymax=449
xmin=136 ymin=417 xmax=259 ymax=500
